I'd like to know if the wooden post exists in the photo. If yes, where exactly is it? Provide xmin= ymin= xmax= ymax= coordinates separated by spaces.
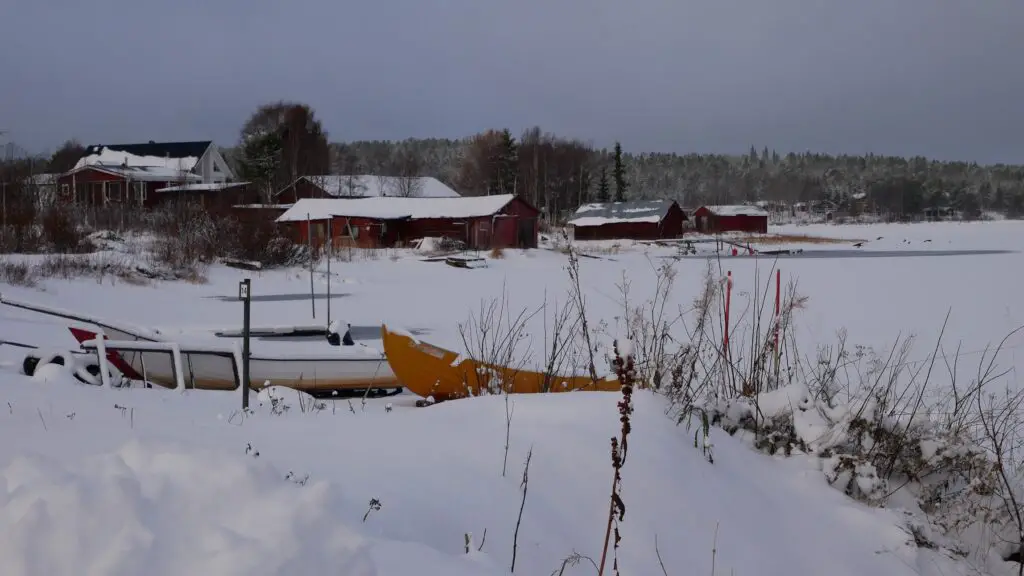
xmin=307 ymin=213 xmax=315 ymax=319
xmin=239 ymin=279 xmax=252 ymax=410
xmin=774 ymin=268 xmax=781 ymax=372
xmin=326 ymin=218 xmax=332 ymax=328
xmin=723 ymin=271 xmax=732 ymax=357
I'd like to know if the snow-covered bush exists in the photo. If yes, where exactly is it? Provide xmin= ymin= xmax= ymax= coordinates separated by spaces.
xmin=610 ymin=257 xmax=1024 ymax=565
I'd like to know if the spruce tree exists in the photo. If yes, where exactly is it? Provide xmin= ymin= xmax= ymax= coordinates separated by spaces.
xmin=596 ymin=166 xmax=610 ymax=202
xmin=612 ymin=142 xmax=628 ymax=202
xmin=488 ymin=129 xmax=519 ymax=195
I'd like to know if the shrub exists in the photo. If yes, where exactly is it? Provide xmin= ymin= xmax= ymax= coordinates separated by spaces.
xmin=40 ymin=205 xmax=90 ymax=253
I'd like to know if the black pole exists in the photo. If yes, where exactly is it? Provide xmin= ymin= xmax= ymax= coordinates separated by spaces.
xmin=240 ymin=278 xmax=251 ymax=410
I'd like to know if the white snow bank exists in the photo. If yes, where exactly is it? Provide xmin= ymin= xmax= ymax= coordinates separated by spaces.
xmin=0 ymin=374 xmax=983 ymax=576
xmin=0 ymin=440 xmax=496 ymax=576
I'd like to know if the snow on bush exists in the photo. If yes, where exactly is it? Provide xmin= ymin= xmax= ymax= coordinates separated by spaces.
xmin=622 ymin=259 xmax=1024 ymax=567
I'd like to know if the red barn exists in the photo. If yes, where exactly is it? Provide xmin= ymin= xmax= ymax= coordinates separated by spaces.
xmin=56 ymin=141 xmax=240 ymax=209
xmin=568 ymin=199 xmax=687 ymax=241
xmin=275 ymin=194 xmax=539 ymax=250
xmin=692 ymin=205 xmax=769 ymax=234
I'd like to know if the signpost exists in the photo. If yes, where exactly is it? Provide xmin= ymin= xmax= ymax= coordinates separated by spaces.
xmin=239 ymin=278 xmax=251 ymax=409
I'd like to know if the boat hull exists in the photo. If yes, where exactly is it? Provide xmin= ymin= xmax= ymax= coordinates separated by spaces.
xmin=69 ymin=327 xmax=399 ymax=392
xmin=380 ymin=324 xmax=621 ymax=401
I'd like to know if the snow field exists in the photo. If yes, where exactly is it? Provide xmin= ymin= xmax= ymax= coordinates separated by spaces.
xmin=1 ymin=220 xmax=1022 ymax=575
xmin=0 ymin=372 xmax=981 ymax=576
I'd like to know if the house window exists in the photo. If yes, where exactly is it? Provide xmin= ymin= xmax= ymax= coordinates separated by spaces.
xmin=133 ymin=182 xmax=146 ymax=204
xmin=60 ymin=184 xmax=70 ymax=200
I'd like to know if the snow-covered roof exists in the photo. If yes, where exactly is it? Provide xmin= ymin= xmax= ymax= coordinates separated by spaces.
xmin=701 ymin=205 xmax=769 ymax=217
xmin=276 ymin=195 xmax=517 ymax=223
xmin=567 ymin=199 xmax=679 ymax=227
xmin=73 ymin=142 xmax=207 ymax=173
xmin=282 ymin=175 xmax=461 ymax=198
xmin=155 ymin=182 xmax=250 ymax=193
xmin=66 ymin=163 xmax=203 ymax=183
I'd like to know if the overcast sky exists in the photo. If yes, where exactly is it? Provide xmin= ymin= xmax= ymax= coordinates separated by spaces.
xmin=2 ymin=0 xmax=1022 ymax=163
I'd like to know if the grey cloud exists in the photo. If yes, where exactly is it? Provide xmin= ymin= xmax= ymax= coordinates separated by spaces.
xmin=1 ymin=0 xmax=1021 ymax=163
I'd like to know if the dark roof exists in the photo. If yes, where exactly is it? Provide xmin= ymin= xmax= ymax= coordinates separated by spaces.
xmin=567 ymin=199 xmax=680 ymax=226
xmin=80 ymin=140 xmax=212 ymax=161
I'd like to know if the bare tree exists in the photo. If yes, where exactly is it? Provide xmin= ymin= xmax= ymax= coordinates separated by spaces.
xmin=340 ymin=174 xmax=367 ymax=197
xmin=388 ymin=177 xmax=424 ymax=198
xmin=386 ymin=147 xmax=425 ymax=197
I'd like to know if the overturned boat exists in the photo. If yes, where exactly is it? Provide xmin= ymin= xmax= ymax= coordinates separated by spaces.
xmin=380 ymin=324 xmax=621 ymax=402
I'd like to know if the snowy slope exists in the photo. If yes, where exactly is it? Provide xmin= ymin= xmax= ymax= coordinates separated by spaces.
xmin=0 ymin=372 xmax=986 ymax=576
xmin=1 ymin=220 xmax=1023 ymax=575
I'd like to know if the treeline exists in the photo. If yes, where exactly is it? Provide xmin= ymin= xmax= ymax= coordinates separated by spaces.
xmin=318 ymin=138 xmax=1024 ymax=219
xmin=7 ymin=100 xmax=1024 ymax=222
xmin=224 ymin=102 xmax=1024 ymax=220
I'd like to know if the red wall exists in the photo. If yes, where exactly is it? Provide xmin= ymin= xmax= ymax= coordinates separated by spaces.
xmin=573 ymin=221 xmax=661 ymax=241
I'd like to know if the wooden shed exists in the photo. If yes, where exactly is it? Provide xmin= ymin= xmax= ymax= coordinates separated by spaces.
xmin=692 ymin=205 xmax=769 ymax=234
xmin=275 ymin=194 xmax=540 ymax=250
xmin=567 ymin=199 xmax=687 ymax=241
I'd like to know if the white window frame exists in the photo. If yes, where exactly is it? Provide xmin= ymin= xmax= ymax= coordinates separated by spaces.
xmin=106 ymin=181 xmax=122 ymax=203
xmin=133 ymin=182 xmax=146 ymax=204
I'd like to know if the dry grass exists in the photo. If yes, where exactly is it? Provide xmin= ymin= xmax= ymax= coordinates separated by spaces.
xmin=0 ymin=254 xmax=149 ymax=287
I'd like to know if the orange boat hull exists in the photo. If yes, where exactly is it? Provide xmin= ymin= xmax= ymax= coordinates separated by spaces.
xmin=380 ymin=325 xmax=621 ymax=401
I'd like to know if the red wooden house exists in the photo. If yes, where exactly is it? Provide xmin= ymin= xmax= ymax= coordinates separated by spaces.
xmin=568 ymin=199 xmax=687 ymax=241
xmin=56 ymin=141 xmax=244 ymax=209
xmin=276 ymin=194 xmax=539 ymax=250
xmin=692 ymin=205 xmax=769 ymax=234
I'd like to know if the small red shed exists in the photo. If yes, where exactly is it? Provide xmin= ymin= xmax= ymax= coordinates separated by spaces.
xmin=568 ymin=199 xmax=687 ymax=241
xmin=692 ymin=205 xmax=769 ymax=234
xmin=275 ymin=194 xmax=540 ymax=250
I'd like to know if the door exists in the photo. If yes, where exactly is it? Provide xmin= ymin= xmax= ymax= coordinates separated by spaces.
xmin=517 ymin=217 xmax=536 ymax=248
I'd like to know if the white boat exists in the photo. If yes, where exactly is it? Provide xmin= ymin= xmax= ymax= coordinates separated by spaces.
xmin=0 ymin=294 xmax=401 ymax=395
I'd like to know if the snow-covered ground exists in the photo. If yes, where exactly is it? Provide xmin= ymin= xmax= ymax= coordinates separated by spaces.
xmin=1 ymin=220 xmax=1022 ymax=575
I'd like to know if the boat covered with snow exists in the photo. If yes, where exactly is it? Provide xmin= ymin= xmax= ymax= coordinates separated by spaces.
xmin=1 ymin=294 xmax=400 ymax=395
